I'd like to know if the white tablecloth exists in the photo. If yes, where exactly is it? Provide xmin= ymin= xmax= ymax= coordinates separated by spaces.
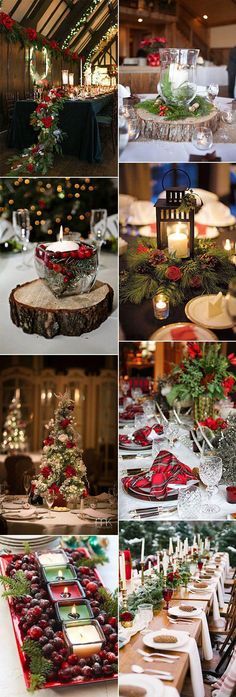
xmin=196 ymin=65 xmax=228 ymax=86
xmin=0 ymin=536 xmax=118 ymax=697
xmin=0 ymin=250 xmax=118 ymax=355
xmin=120 ymin=96 xmax=236 ymax=163
xmin=2 ymin=496 xmax=117 ymax=534
xmin=119 ymin=439 xmax=236 ymax=520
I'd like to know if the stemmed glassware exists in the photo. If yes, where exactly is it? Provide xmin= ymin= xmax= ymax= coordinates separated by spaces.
xmin=199 ymin=455 xmax=223 ymax=515
xmin=23 ymin=472 xmax=32 ymax=508
xmin=162 ymin=587 xmax=173 ymax=611
xmin=90 ymin=209 xmax=107 ymax=267
xmin=44 ymin=490 xmax=55 ymax=518
xmin=13 ymin=209 xmax=31 ymax=267
xmin=137 ymin=604 xmax=154 ymax=633
xmin=207 ymin=83 xmax=219 ymax=102
xmin=178 ymin=485 xmax=202 ymax=520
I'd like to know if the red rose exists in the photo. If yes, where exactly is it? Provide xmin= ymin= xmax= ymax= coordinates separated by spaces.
xmin=228 ymin=353 xmax=236 ymax=366
xmin=25 ymin=28 xmax=37 ymax=41
xmin=50 ymin=40 xmax=60 ymax=50
xmin=137 ymin=244 xmax=149 ymax=254
xmin=60 ymin=418 xmax=70 ymax=429
xmin=71 ymin=51 xmax=79 ymax=61
xmin=165 ymin=265 xmax=182 ymax=281
xmin=27 ymin=164 xmax=34 ymax=173
xmin=66 ymin=441 xmax=76 ymax=449
xmin=41 ymin=466 xmax=52 ymax=479
xmin=36 ymin=103 xmax=49 ymax=113
xmin=43 ymin=95 xmax=51 ymax=102
xmin=49 ymin=483 xmax=59 ymax=494
xmin=190 ymin=275 xmax=202 ymax=288
xmin=31 ymin=145 xmax=39 ymax=154
xmin=43 ymin=436 xmax=54 ymax=446
xmin=222 ymin=376 xmax=235 ymax=395
xmin=65 ymin=466 xmax=76 ymax=477
xmin=0 ymin=12 xmax=15 ymax=30
xmin=42 ymin=116 xmax=53 ymax=128
xmin=167 ymin=572 xmax=174 ymax=583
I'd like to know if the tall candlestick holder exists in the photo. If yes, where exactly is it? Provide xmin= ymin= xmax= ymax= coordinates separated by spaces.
xmin=141 ymin=562 xmax=145 ymax=586
xmin=121 ymin=587 xmax=128 ymax=610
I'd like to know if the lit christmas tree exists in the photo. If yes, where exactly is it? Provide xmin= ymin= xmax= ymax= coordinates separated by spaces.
xmin=33 ymin=392 xmax=87 ymax=504
xmin=1 ymin=389 xmax=28 ymax=453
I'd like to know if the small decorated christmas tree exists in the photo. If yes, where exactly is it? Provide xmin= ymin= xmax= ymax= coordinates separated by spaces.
xmin=33 ymin=392 xmax=86 ymax=504
xmin=1 ymin=389 xmax=28 ymax=453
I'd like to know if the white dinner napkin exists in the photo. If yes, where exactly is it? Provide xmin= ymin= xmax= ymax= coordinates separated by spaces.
xmin=80 ymin=508 xmax=117 ymax=520
xmin=177 ymin=636 xmax=205 ymax=697
xmin=163 ymin=688 xmax=180 ymax=697
xmin=3 ymin=508 xmax=39 ymax=520
xmin=199 ymin=611 xmax=213 ymax=660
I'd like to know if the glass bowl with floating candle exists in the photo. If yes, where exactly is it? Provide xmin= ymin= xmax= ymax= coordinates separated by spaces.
xmin=63 ymin=619 xmax=105 ymax=658
xmin=47 ymin=579 xmax=85 ymax=602
xmin=42 ymin=563 xmax=77 ymax=584
xmin=55 ymin=599 xmax=94 ymax=624
xmin=35 ymin=236 xmax=98 ymax=298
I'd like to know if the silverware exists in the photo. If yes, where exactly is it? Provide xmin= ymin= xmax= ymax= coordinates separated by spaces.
xmin=190 ymin=429 xmax=203 ymax=454
xmin=137 ymin=649 xmax=179 ymax=660
xmin=132 ymin=506 xmax=177 ymax=519
xmin=129 ymin=505 xmax=177 ymax=514
xmin=131 ymin=665 xmax=173 ymax=680
xmin=120 ymin=454 xmax=151 ymax=460
xmin=143 ymin=656 xmax=176 ymax=664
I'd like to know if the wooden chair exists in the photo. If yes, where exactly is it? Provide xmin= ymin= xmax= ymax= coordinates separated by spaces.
xmin=4 ymin=92 xmax=18 ymax=138
xmin=5 ymin=455 xmax=35 ymax=495
xmin=97 ymin=89 xmax=117 ymax=154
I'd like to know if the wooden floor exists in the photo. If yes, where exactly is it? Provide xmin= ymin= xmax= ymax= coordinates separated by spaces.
xmin=0 ymin=133 xmax=118 ymax=178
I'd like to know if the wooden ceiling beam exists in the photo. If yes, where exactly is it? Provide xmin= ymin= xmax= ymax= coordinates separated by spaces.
xmin=82 ymin=13 xmax=117 ymax=58
xmin=50 ymin=0 xmax=92 ymax=42
xmin=22 ymin=0 xmax=57 ymax=27
xmin=69 ymin=0 xmax=110 ymax=49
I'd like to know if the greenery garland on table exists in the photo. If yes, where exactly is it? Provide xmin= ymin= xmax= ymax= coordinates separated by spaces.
xmin=120 ymin=238 xmax=236 ymax=308
xmin=136 ymin=95 xmax=213 ymax=121
xmin=7 ymin=89 xmax=66 ymax=176
xmin=0 ymin=11 xmax=83 ymax=62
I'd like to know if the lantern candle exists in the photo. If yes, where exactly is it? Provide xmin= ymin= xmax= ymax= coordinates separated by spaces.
xmin=55 ymin=600 xmax=93 ymax=623
xmin=168 ymin=229 xmax=189 ymax=258
xmin=153 ymin=293 xmax=169 ymax=320
xmin=63 ymin=619 xmax=105 ymax=658
xmin=42 ymin=564 xmax=76 ymax=583
xmin=47 ymin=580 xmax=84 ymax=602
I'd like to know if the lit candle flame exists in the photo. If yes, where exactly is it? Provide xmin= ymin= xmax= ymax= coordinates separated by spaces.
xmin=71 ymin=604 xmax=77 ymax=616
xmin=64 ymin=587 xmax=68 ymax=594
xmin=59 ymin=225 xmax=63 ymax=243
xmin=58 ymin=570 xmax=63 ymax=579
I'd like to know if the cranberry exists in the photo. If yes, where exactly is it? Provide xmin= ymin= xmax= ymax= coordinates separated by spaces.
xmin=109 ymin=632 xmax=117 ymax=643
xmin=53 ymin=637 xmax=65 ymax=650
xmin=67 ymin=655 xmax=78 ymax=666
xmin=38 ymin=620 xmax=48 ymax=630
xmin=42 ymin=643 xmax=54 ymax=657
xmin=45 ymin=627 xmax=54 ymax=639
xmin=103 ymin=665 xmax=114 ymax=675
xmin=108 ymin=616 xmax=117 ymax=627
xmin=81 ymin=666 xmax=93 ymax=678
xmin=103 ymin=624 xmax=113 ymax=636
xmin=78 ymin=658 xmax=87 ymax=668
xmin=107 ymin=652 xmax=117 ymax=663
xmin=51 ymin=652 xmax=64 ymax=666
xmin=58 ymin=668 xmax=74 ymax=682
xmin=93 ymin=663 xmax=102 ymax=676
xmin=27 ymin=626 xmax=43 ymax=640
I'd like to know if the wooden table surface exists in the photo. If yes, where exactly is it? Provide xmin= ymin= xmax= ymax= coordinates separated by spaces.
xmin=119 ymin=599 xmax=207 ymax=693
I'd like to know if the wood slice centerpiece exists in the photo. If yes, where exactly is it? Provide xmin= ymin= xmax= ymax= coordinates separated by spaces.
xmin=137 ymin=105 xmax=220 ymax=141
xmin=9 ymin=279 xmax=114 ymax=339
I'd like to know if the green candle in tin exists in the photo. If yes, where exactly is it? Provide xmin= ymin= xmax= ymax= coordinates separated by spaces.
xmin=58 ymin=603 xmax=91 ymax=622
xmin=43 ymin=566 xmax=75 ymax=583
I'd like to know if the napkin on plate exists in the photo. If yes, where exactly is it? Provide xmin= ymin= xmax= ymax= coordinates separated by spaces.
xmin=119 ymin=424 xmax=163 ymax=447
xmin=122 ymin=449 xmax=198 ymax=500
xmin=170 ymin=326 xmax=198 ymax=341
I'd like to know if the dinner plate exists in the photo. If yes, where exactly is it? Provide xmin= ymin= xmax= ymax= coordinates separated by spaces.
xmin=2 ymin=502 xmax=24 ymax=510
xmin=124 ymin=478 xmax=178 ymax=501
xmin=150 ymin=322 xmax=217 ymax=341
xmin=119 ymin=673 xmax=164 ymax=697
xmin=119 ymin=442 xmax=152 ymax=451
xmin=119 ymin=418 xmax=135 ymax=425
xmin=169 ymin=605 xmax=202 ymax=618
xmin=189 ymin=584 xmax=212 ymax=593
xmin=143 ymin=628 xmax=189 ymax=651
xmin=185 ymin=296 xmax=232 ymax=329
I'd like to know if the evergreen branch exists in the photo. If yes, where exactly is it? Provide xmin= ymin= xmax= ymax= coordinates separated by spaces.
xmin=0 ymin=571 xmax=30 ymax=598
xmin=23 ymin=639 xmax=52 ymax=692
xmin=98 ymin=587 xmax=118 ymax=616
xmin=75 ymin=554 xmax=108 ymax=569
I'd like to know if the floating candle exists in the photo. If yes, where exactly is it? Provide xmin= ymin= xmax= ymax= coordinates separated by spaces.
xmin=42 ymin=564 xmax=76 ymax=584
xmin=47 ymin=580 xmax=85 ymax=602
xmin=55 ymin=600 xmax=93 ymax=623
xmin=63 ymin=620 xmax=105 ymax=658
xmin=47 ymin=226 xmax=78 ymax=252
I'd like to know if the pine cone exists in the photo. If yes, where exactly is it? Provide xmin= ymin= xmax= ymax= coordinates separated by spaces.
xmin=149 ymin=249 xmax=167 ymax=266
xmin=199 ymin=253 xmax=218 ymax=269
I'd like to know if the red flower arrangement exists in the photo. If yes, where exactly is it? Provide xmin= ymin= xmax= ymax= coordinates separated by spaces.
xmin=41 ymin=116 xmax=53 ymax=128
xmin=25 ymin=27 xmax=37 ymax=42
xmin=0 ymin=12 xmax=15 ymax=31
xmin=222 ymin=376 xmax=235 ymax=395
xmin=41 ymin=466 xmax=52 ymax=478
xmin=199 ymin=417 xmax=228 ymax=431
xmin=187 ymin=342 xmax=202 ymax=359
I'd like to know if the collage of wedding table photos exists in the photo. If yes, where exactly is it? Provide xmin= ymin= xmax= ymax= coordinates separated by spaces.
xmin=0 ymin=1 xmax=236 ymax=697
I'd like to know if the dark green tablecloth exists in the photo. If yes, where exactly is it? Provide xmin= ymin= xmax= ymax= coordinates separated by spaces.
xmin=8 ymin=95 xmax=112 ymax=163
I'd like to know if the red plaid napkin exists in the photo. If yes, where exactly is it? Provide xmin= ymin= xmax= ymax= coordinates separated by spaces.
xmin=122 ymin=449 xmax=198 ymax=500
xmin=120 ymin=404 xmax=144 ymax=420
xmin=119 ymin=424 xmax=163 ymax=447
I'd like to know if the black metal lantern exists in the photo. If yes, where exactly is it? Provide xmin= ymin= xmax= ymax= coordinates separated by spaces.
xmin=154 ymin=170 xmax=196 ymax=259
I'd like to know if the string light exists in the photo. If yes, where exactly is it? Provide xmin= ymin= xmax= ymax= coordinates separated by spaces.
xmin=84 ymin=25 xmax=118 ymax=71
xmin=62 ymin=0 xmax=102 ymax=49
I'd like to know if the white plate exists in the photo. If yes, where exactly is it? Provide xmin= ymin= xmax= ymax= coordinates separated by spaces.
xmin=119 ymin=419 xmax=135 ymax=425
xmin=143 ymin=628 xmax=189 ymax=651
xmin=119 ymin=673 xmax=163 ymax=697
xmin=185 ymin=295 xmax=232 ymax=329
xmin=119 ymin=442 xmax=152 ymax=451
xmin=2 ymin=502 xmax=24 ymax=510
xmin=169 ymin=605 xmax=202 ymax=618
xmin=189 ymin=584 xmax=212 ymax=593
xmin=150 ymin=322 xmax=218 ymax=341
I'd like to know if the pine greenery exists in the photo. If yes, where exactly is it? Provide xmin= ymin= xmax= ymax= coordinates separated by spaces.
xmin=0 ymin=570 xmax=30 ymax=598
xmin=22 ymin=639 xmax=52 ymax=692
xmin=136 ymin=95 xmax=213 ymax=121
xmin=98 ymin=587 xmax=118 ymax=616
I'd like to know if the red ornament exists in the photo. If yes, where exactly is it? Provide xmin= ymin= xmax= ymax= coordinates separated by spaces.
xmin=165 ymin=265 xmax=182 ymax=281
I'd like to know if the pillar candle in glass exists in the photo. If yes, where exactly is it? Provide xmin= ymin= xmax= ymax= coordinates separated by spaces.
xmin=47 ymin=580 xmax=85 ymax=602
xmin=55 ymin=600 xmax=93 ymax=623
xmin=152 ymin=293 xmax=169 ymax=320
xmin=168 ymin=227 xmax=189 ymax=258
xmin=63 ymin=619 xmax=105 ymax=658
xmin=42 ymin=564 xmax=77 ymax=584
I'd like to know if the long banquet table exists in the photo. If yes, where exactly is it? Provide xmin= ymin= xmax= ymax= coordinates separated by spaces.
xmin=120 ymin=95 xmax=236 ymax=163
xmin=120 ymin=553 xmax=230 ymax=694
xmin=8 ymin=94 xmax=113 ymax=163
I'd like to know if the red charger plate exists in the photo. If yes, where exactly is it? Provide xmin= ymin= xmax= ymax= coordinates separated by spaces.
xmin=0 ymin=547 xmax=117 ymax=689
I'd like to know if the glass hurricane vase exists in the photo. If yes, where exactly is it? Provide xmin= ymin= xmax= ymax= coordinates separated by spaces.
xmin=159 ymin=48 xmax=199 ymax=106
xmin=35 ymin=242 xmax=98 ymax=298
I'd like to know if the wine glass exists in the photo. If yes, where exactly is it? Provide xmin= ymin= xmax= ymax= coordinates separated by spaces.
xmin=134 ymin=414 xmax=146 ymax=430
xmin=178 ymin=485 xmax=202 ymax=520
xmin=90 ymin=209 xmax=107 ymax=267
xmin=162 ymin=587 xmax=173 ymax=611
xmin=207 ymin=83 xmax=219 ymax=102
xmin=13 ymin=209 xmax=31 ymax=267
xmin=44 ymin=490 xmax=55 ymax=517
xmin=138 ymin=604 xmax=153 ymax=633
xmin=199 ymin=456 xmax=222 ymax=515
xmin=23 ymin=472 xmax=32 ymax=508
